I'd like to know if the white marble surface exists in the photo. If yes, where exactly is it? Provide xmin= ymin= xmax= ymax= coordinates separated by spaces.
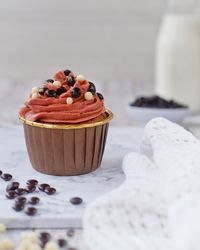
xmin=0 ymin=124 xmax=143 ymax=229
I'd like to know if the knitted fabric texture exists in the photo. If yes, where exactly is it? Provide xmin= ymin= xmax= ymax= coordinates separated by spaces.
xmin=84 ymin=118 xmax=200 ymax=250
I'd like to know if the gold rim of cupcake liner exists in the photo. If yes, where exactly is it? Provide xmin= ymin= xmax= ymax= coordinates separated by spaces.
xmin=19 ymin=109 xmax=113 ymax=129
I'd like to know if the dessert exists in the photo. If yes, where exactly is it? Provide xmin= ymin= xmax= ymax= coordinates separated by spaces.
xmin=19 ymin=69 xmax=113 ymax=176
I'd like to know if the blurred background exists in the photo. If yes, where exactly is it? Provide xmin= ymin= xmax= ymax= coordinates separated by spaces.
xmin=0 ymin=0 xmax=169 ymax=125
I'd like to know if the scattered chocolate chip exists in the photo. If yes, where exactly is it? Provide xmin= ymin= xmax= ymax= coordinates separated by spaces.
xmin=39 ymin=232 xmax=51 ymax=247
xmin=15 ymin=188 xmax=26 ymax=196
xmin=57 ymin=86 xmax=66 ymax=95
xmin=46 ymin=89 xmax=57 ymax=98
xmin=57 ymin=239 xmax=67 ymax=247
xmin=6 ymin=190 xmax=17 ymax=199
xmin=66 ymin=228 xmax=75 ymax=237
xmin=39 ymin=232 xmax=51 ymax=241
xmin=71 ymin=87 xmax=81 ymax=98
xmin=15 ymin=196 xmax=27 ymax=205
xmin=67 ymin=76 xmax=76 ymax=86
xmin=97 ymin=92 xmax=104 ymax=100
xmin=1 ymin=173 xmax=12 ymax=181
xmin=46 ymin=79 xmax=54 ymax=83
xmin=24 ymin=207 xmax=37 ymax=216
xmin=64 ymin=69 xmax=71 ymax=76
xmin=45 ymin=187 xmax=56 ymax=195
xmin=26 ymin=179 xmax=38 ymax=186
xmin=70 ymin=197 xmax=83 ymax=205
xmin=38 ymin=183 xmax=50 ymax=192
xmin=6 ymin=182 xmax=19 ymax=191
xmin=25 ymin=185 xmax=36 ymax=193
xmin=39 ymin=87 xmax=47 ymax=95
xmin=88 ymin=82 xmax=96 ymax=94
xmin=0 ymin=170 xmax=2 ymax=176
xmin=28 ymin=197 xmax=40 ymax=205
xmin=13 ymin=202 xmax=24 ymax=211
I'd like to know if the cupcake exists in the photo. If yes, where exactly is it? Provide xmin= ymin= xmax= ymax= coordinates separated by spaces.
xmin=19 ymin=69 xmax=113 ymax=176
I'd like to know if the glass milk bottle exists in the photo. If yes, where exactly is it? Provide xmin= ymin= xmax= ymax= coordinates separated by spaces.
xmin=155 ymin=0 xmax=200 ymax=111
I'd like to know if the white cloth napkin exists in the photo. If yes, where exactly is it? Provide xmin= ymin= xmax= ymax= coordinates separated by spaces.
xmin=84 ymin=118 xmax=200 ymax=250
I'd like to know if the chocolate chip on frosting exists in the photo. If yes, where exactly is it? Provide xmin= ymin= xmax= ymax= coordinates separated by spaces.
xmin=57 ymin=86 xmax=66 ymax=95
xmin=76 ymin=74 xmax=86 ymax=83
xmin=97 ymin=92 xmax=104 ymax=100
xmin=64 ymin=69 xmax=71 ymax=76
xmin=39 ymin=87 xmax=47 ymax=96
xmin=46 ymin=79 xmax=54 ymax=83
xmin=46 ymin=90 xmax=57 ymax=98
xmin=67 ymin=76 xmax=75 ymax=86
xmin=88 ymin=82 xmax=96 ymax=94
xmin=84 ymin=91 xmax=93 ymax=101
xmin=52 ymin=81 xmax=61 ymax=88
xmin=71 ymin=87 xmax=81 ymax=98
xmin=66 ymin=97 xmax=73 ymax=105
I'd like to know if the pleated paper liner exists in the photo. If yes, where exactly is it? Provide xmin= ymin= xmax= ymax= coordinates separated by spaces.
xmin=19 ymin=110 xmax=113 ymax=176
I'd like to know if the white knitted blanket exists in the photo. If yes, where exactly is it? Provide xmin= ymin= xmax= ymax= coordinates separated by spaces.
xmin=84 ymin=118 xmax=200 ymax=250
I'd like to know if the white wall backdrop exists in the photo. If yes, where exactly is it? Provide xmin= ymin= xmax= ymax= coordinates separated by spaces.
xmin=0 ymin=0 xmax=166 ymax=125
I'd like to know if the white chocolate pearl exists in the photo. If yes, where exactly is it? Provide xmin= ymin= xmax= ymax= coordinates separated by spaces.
xmin=44 ymin=242 xmax=59 ymax=250
xmin=0 ymin=238 xmax=14 ymax=250
xmin=27 ymin=244 xmax=41 ymax=250
xmin=32 ymin=93 xmax=38 ymax=99
xmin=31 ymin=86 xmax=39 ymax=94
xmin=17 ymin=240 xmax=32 ymax=250
xmin=17 ymin=241 xmax=41 ymax=250
xmin=66 ymin=97 xmax=73 ymax=104
xmin=84 ymin=91 xmax=93 ymax=101
xmin=76 ymin=74 xmax=86 ymax=83
xmin=21 ymin=232 xmax=38 ymax=244
xmin=0 ymin=223 xmax=6 ymax=233
xmin=18 ymin=240 xmax=31 ymax=249
xmin=53 ymin=81 xmax=61 ymax=87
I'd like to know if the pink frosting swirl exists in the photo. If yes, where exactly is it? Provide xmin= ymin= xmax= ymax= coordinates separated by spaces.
xmin=19 ymin=70 xmax=105 ymax=124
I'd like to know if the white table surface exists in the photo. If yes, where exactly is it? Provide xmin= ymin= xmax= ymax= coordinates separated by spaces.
xmin=0 ymin=124 xmax=144 ymax=249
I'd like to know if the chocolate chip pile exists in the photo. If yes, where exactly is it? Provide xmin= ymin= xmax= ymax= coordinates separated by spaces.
xmin=130 ymin=95 xmax=188 ymax=109
xmin=0 ymin=170 xmax=83 ymax=216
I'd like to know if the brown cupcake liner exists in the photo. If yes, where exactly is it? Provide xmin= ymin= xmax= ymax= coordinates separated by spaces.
xmin=19 ymin=110 xmax=113 ymax=176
